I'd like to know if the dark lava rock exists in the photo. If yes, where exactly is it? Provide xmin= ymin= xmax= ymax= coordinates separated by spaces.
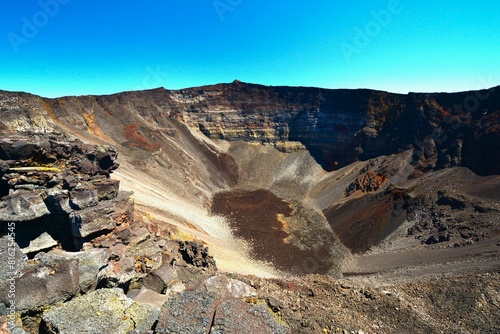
xmin=425 ymin=234 xmax=440 ymax=245
xmin=177 ymin=240 xmax=216 ymax=268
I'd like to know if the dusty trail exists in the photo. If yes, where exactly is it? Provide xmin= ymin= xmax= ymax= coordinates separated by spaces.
xmin=345 ymin=236 xmax=500 ymax=281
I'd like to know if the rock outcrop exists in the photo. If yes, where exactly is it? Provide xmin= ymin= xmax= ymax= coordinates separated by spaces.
xmin=0 ymin=133 xmax=290 ymax=334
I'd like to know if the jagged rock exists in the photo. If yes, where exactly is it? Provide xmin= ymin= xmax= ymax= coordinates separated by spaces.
xmin=41 ymin=288 xmax=159 ymax=334
xmin=177 ymin=240 xmax=216 ymax=268
xmin=93 ymin=179 xmax=120 ymax=200
xmin=109 ymin=243 xmax=127 ymax=260
xmin=69 ymin=201 xmax=116 ymax=240
xmin=425 ymin=234 xmax=440 ymax=245
xmin=113 ymin=191 xmax=134 ymax=226
xmin=0 ymin=139 xmax=49 ymax=160
xmin=19 ymin=231 xmax=57 ymax=254
xmin=0 ymin=214 xmax=72 ymax=254
xmin=142 ymin=262 xmax=180 ymax=294
xmin=128 ymin=227 xmax=151 ymax=247
xmin=52 ymin=248 xmax=110 ymax=293
xmin=421 ymin=137 xmax=437 ymax=160
xmin=69 ymin=186 xmax=98 ymax=210
xmin=0 ymin=191 xmax=50 ymax=222
xmin=44 ymin=190 xmax=72 ymax=214
xmin=0 ymin=236 xmax=27 ymax=282
xmin=0 ymin=251 xmax=79 ymax=312
xmin=97 ymin=256 xmax=135 ymax=288
xmin=62 ymin=175 xmax=78 ymax=190
xmin=127 ymin=238 xmax=164 ymax=274
xmin=156 ymin=291 xmax=290 ymax=334
xmin=201 ymin=275 xmax=257 ymax=299
xmin=114 ymin=226 xmax=133 ymax=244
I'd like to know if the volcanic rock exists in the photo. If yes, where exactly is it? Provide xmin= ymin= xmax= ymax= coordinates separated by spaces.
xmin=41 ymin=288 xmax=159 ymax=334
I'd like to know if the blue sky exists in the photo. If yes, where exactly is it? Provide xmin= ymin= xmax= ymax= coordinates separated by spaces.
xmin=1 ymin=0 xmax=499 ymax=97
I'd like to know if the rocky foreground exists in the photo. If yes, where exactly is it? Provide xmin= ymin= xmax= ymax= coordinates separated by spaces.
xmin=0 ymin=82 xmax=499 ymax=333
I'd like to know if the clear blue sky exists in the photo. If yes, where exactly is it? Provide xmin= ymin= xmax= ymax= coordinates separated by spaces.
xmin=1 ymin=0 xmax=499 ymax=97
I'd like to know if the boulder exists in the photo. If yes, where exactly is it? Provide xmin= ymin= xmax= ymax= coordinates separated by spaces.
xmin=97 ymin=256 xmax=135 ymax=288
xmin=93 ymin=179 xmax=120 ymax=201
xmin=18 ymin=231 xmax=57 ymax=254
xmin=41 ymin=288 xmax=159 ymax=334
xmin=177 ymin=240 xmax=216 ymax=268
xmin=1 ymin=215 xmax=71 ymax=254
xmin=69 ymin=187 xmax=98 ymax=210
xmin=201 ymin=275 xmax=257 ymax=299
xmin=44 ymin=190 xmax=72 ymax=214
xmin=113 ymin=191 xmax=135 ymax=225
xmin=51 ymin=248 xmax=110 ymax=293
xmin=142 ymin=262 xmax=180 ymax=294
xmin=0 ymin=236 xmax=27 ymax=281
xmin=127 ymin=238 xmax=163 ymax=273
xmin=0 ymin=139 xmax=49 ymax=161
xmin=114 ymin=226 xmax=133 ymax=244
xmin=69 ymin=201 xmax=116 ymax=239
xmin=0 ymin=191 xmax=50 ymax=222
xmin=0 ymin=251 xmax=79 ymax=312
xmin=62 ymin=175 xmax=78 ymax=190
xmin=156 ymin=291 xmax=290 ymax=334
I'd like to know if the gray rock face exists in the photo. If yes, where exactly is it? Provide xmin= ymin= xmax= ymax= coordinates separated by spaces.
xmin=41 ymin=288 xmax=159 ymax=334
xmin=156 ymin=291 xmax=219 ymax=334
xmin=52 ymin=248 xmax=110 ymax=293
xmin=0 ymin=251 xmax=79 ymax=312
xmin=0 ymin=236 xmax=27 ymax=281
xmin=0 ymin=191 xmax=50 ymax=222
xmin=69 ymin=201 xmax=116 ymax=239
xmin=18 ymin=231 xmax=57 ymax=254
xmin=201 ymin=275 xmax=257 ymax=299
xmin=69 ymin=187 xmax=99 ymax=210
xmin=156 ymin=291 xmax=290 ymax=334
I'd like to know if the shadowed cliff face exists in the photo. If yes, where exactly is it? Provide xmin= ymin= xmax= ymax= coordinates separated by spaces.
xmin=176 ymin=81 xmax=500 ymax=175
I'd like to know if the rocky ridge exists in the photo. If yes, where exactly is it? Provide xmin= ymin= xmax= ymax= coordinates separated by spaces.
xmin=0 ymin=82 xmax=498 ymax=333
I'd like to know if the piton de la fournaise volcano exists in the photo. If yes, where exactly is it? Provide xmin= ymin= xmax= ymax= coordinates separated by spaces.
xmin=0 ymin=81 xmax=499 ymax=333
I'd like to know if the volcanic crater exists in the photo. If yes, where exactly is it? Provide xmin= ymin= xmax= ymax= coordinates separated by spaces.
xmin=1 ymin=81 xmax=499 ymax=278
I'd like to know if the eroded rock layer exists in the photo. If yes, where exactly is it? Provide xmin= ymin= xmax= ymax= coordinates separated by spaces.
xmin=0 ymin=82 xmax=498 ymax=333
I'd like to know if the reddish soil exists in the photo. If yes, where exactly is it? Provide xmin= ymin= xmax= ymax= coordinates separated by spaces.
xmin=324 ymin=188 xmax=407 ymax=253
xmin=123 ymin=124 xmax=160 ymax=152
